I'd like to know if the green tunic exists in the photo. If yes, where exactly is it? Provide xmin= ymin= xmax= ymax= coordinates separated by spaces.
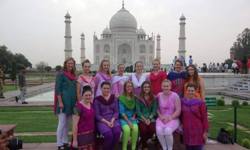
xmin=136 ymin=97 xmax=158 ymax=122
xmin=55 ymin=72 xmax=77 ymax=115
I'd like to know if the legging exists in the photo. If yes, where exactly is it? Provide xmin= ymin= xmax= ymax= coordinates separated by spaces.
xmin=122 ymin=124 xmax=139 ymax=150
xmin=156 ymin=126 xmax=176 ymax=150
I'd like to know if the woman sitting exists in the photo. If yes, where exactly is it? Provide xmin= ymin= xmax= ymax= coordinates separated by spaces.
xmin=156 ymin=79 xmax=181 ymax=150
xmin=136 ymin=81 xmax=158 ymax=149
xmin=119 ymin=81 xmax=139 ymax=150
xmin=94 ymin=82 xmax=121 ymax=150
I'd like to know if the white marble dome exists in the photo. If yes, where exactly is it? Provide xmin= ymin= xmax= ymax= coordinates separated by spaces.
xmin=137 ymin=27 xmax=146 ymax=35
xmin=109 ymin=7 xmax=137 ymax=32
xmin=102 ymin=27 xmax=111 ymax=34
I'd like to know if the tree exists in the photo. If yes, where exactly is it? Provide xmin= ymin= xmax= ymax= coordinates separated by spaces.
xmin=36 ymin=61 xmax=48 ymax=72
xmin=0 ymin=45 xmax=32 ymax=74
xmin=231 ymin=28 xmax=250 ymax=73
xmin=44 ymin=66 xmax=52 ymax=72
xmin=55 ymin=65 xmax=62 ymax=72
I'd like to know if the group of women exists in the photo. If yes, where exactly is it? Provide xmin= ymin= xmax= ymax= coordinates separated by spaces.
xmin=54 ymin=57 xmax=209 ymax=150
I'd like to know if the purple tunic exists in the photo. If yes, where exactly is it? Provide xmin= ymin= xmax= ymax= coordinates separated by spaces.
xmin=94 ymin=95 xmax=121 ymax=134
xmin=94 ymin=72 xmax=112 ymax=97
xmin=111 ymin=75 xmax=128 ymax=97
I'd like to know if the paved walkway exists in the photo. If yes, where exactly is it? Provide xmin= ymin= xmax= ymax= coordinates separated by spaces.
xmin=0 ymin=83 xmax=54 ymax=106
xmin=22 ymin=142 xmax=247 ymax=150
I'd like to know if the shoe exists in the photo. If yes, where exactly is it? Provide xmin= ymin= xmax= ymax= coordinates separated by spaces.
xmin=15 ymin=96 xmax=19 ymax=103
xmin=22 ymin=101 xmax=28 ymax=104
xmin=0 ymin=96 xmax=5 ymax=98
xmin=58 ymin=146 xmax=65 ymax=150
xmin=63 ymin=143 xmax=69 ymax=149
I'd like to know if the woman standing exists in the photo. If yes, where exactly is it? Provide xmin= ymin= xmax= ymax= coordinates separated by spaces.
xmin=136 ymin=81 xmax=157 ymax=149
xmin=181 ymin=83 xmax=209 ymax=150
xmin=77 ymin=59 xmax=95 ymax=101
xmin=55 ymin=57 xmax=77 ymax=150
xmin=111 ymin=64 xmax=128 ymax=97
xmin=94 ymin=59 xmax=112 ymax=97
xmin=184 ymin=65 xmax=205 ymax=100
xmin=149 ymin=59 xmax=167 ymax=96
xmin=130 ymin=61 xmax=147 ymax=97
xmin=94 ymin=82 xmax=121 ymax=150
xmin=72 ymin=86 xmax=95 ymax=150
xmin=168 ymin=59 xmax=187 ymax=98
xmin=119 ymin=81 xmax=139 ymax=150
xmin=156 ymin=79 xmax=181 ymax=150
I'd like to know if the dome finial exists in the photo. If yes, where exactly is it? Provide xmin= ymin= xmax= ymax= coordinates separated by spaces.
xmin=122 ymin=0 xmax=124 ymax=9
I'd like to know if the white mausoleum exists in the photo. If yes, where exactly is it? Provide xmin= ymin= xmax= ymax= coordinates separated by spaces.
xmin=93 ymin=3 xmax=157 ymax=70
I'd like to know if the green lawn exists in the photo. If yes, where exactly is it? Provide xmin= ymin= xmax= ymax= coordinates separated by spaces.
xmin=208 ymin=105 xmax=250 ymax=145
xmin=0 ymin=105 xmax=250 ymax=145
xmin=0 ymin=106 xmax=57 ymax=133
xmin=3 ymin=84 xmax=18 ymax=92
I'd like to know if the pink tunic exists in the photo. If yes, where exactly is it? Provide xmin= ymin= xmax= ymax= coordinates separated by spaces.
xmin=77 ymin=75 xmax=95 ymax=96
xmin=156 ymin=92 xmax=180 ymax=129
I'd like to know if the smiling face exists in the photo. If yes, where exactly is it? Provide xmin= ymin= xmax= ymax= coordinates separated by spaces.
xmin=102 ymin=61 xmax=110 ymax=73
xmin=187 ymin=66 xmax=195 ymax=76
xmin=153 ymin=60 xmax=160 ymax=71
xmin=125 ymin=82 xmax=134 ymax=95
xmin=135 ymin=62 xmax=143 ymax=74
xmin=82 ymin=91 xmax=92 ymax=103
xmin=174 ymin=61 xmax=182 ymax=72
xmin=66 ymin=59 xmax=75 ymax=72
xmin=142 ymin=82 xmax=151 ymax=94
xmin=162 ymin=80 xmax=171 ymax=94
xmin=186 ymin=86 xmax=195 ymax=99
xmin=118 ymin=64 xmax=125 ymax=76
xmin=101 ymin=84 xmax=111 ymax=97
xmin=82 ymin=62 xmax=91 ymax=74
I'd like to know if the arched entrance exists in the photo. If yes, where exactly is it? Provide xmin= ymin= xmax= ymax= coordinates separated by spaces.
xmin=118 ymin=43 xmax=132 ymax=65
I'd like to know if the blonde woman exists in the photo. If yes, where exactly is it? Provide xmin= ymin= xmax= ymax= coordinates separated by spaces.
xmin=94 ymin=59 xmax=112 ymax=97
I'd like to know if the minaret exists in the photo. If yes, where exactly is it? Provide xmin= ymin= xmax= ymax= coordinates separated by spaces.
xmin=80 ymin=33 xmax=85 ymax=63
xmin=178 ymin=14 xmax=186 ymax=62
xmin=156 ymin=34 xmax=161 ymax=61
xmin=64 ymin=12 xmax=72 ymax=60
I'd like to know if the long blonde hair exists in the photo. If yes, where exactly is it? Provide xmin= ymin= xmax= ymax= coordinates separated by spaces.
xmin=98 ymin=59 xmax=111 ymax=76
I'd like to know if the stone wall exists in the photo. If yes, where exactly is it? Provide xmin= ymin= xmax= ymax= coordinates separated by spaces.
xmin=200 ymin=73 xmax=250 ymax=89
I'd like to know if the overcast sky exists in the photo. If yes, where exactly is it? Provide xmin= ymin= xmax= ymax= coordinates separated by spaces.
xmin=0 ymin=0 xmax=249 ymax=67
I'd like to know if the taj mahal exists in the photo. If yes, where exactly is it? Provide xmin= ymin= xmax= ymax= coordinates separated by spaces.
xmin=63 ymin=2 xmax=187 ymax=70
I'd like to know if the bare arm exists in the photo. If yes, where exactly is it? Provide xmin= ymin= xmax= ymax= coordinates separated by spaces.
xmin=200 ymin=77 xmax=205 ymax=101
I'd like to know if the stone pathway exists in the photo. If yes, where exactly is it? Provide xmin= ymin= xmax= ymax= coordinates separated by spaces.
xmin=14 ymin=131 xmax=248 ymax=149
xmin=22 ymin=142 xmax=248 ymax=150
xmin=0 ymin=83 xmax=54 ymax=106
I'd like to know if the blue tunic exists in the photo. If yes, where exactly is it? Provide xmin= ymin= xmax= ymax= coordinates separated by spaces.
xmin=119 ymin=96 xmax=138 ymax=126
xmin=55 ymin=72 xmax=77 ymax=115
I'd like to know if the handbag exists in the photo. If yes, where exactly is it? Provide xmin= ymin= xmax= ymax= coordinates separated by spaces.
xmin=216 ymin=128 xmax=234 ymax=144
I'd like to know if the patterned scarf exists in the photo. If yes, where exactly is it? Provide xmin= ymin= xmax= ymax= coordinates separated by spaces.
xmin=119 ymin=95 xmax=136 ymax=110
